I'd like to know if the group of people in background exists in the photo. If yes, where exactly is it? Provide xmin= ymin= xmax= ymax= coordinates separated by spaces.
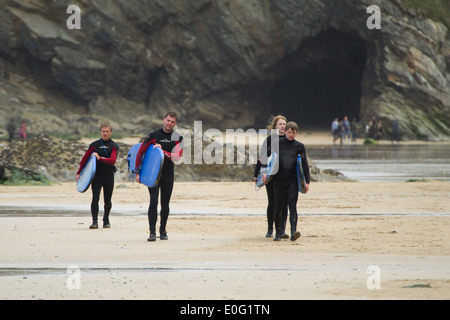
xmin=6 ymin=118 xmax=27 ymax=142
xmin=331 ymin=116 xmax=357 ymax=144
xmin=365 ymin=116 xmax=384 ymax=141
xmin=332 ymin=115 xmax=400 ymax=143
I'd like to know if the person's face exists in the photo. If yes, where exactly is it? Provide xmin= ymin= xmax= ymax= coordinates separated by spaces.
xmin=285 ymin=128 xmax=297 ymax=141
xmin=275 ymin=119 xmax=286 ymax=135
xmin=100 ymin=126 xmax=112 ymax=141
xmin=163 ymin=115 xmax=177 ymax=133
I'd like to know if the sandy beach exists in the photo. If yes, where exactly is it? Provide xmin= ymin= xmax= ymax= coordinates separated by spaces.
xmin=0 ymin=179 xmax=449 ymax=300
xmin=1 ymin=131 xmax=449 ymax=300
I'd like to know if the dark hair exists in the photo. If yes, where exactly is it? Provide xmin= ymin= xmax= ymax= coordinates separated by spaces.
xmin=286 ymin=121 xmax=298 ymax=132
xmin=165 ymin=111 xmax=178 ymax=121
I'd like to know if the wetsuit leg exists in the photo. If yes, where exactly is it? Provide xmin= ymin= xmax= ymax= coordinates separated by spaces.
xmin=148 ymin=185 xmax=159 ymax=234
xmin=286 ymin=181 xmax=299 ymax=233
xmin=281 ymin=191 xmax=288 ymax=235
xmin=159 ymin=169 xmax=174 ymax=233
xmin=91 ymin=177 xmax=102 ymax=223
xmin=102 ymin=174 xmax=114 ymax=224
xmin=272 ymin=176 xmax=287 ymax=237
xmin=265 ymin=181 xmax=274 ymax=233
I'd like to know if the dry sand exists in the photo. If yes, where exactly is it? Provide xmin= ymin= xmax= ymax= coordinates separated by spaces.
xmin=0 ymin=131 xmax=449 ymax=300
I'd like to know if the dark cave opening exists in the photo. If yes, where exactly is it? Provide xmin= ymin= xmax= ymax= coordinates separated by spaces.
xmin=269 ymin=29 xmax=367 ymax=130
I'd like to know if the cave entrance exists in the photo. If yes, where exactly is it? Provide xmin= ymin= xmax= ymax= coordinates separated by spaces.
xmin=269 ymin=29 xmax=367 ymax=130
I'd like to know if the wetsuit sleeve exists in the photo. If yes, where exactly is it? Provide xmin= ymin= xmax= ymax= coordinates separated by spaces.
xmin=99 ymin=147 xmax=118 ymax=165
xmin=77 ymin=146 xmax=95 ymax=174
xmin=134 ymin=137 xmax=156 ymax=173
xmin=254 ymin=160 xmax=262 ymax=178
xmin=163 ymin=138 xmax=184 ymax=162
xmin=300 ymin=145 xmax=311 ymax=184
xmin=258 ymin=136 xmax=272 ymax=168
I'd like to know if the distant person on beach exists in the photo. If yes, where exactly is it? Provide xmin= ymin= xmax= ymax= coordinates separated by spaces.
xmin=254 ymin=115 xmax=289 ymax=238
xmin=331 ymin=118 xmax=338 ymax=138
xmin=376 ymin=121 xmax=383 ymax=140
xmin=343 ymin=116 xmax=350 ymax=141
xmin=368 ymin=120 xmax=377 ymax=139
xmin=266 ymin=121 xmax=310 ymax=241
xmin=391 ymin=119 xmax=400 ymax=143
xmin=77 ymin=123 xmax=119 ymax=229
xmin=333 ymin=120 xmax=343 ymax=144
xmin=19 ymin=120 xmax=27 ymax=139
xmin=6 ymin=118 xmax=16 ymax=142
xmin=135 ymin=112 xmax=184 ymax=242
xmin=351 ymin=118 xmax=358 ymax=142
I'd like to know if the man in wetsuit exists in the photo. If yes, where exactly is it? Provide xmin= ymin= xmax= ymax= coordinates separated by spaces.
xmin=269 ymin=121 xmax=310 ymax=241
xmin=77 ymin=123 xmax=119 ymax=229
xmin=135 ymin=112 xmax=183 ymax=241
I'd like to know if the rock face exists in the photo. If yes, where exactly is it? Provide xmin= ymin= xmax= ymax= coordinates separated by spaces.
xmin=0 ymin=135 xmax=334 ymax=183
xmin=0 ymin=0 xmax=448 ymax=140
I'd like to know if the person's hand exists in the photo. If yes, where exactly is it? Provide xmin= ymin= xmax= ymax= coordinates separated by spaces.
xmin=305 ymin=183 xmax=310 ymax=193
xmin=262 ymin=174 xmax=268 ymax=184
xmin=76 ymin=174 xmax=80 ymax=182
xmin=135 ymin=173 xmax=140 ymax=184
xmin=153 ymin=143 xmax=162 ymax=149
xmin=92 ymin=152 xmax=100 ymax=160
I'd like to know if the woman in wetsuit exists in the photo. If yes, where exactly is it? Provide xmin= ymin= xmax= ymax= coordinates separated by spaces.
xmin=253 ymin=115 xmax=289 ymax=238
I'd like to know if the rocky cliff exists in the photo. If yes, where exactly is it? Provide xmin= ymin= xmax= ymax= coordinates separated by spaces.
xmin=0 ymin=134 xmax=335 ymax=184
xmin=0 ymin=0 xmax=449 ymax=140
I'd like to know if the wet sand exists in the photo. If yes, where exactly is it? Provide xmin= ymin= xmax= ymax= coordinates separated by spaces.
xmin=1 ymin=131 xmax=449 ymax=300
xmin=0 ymin=180 xmax=449 ymax=300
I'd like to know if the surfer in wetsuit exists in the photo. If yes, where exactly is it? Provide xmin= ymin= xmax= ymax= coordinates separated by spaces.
xmin=253 ymin=115 xmax=289 ymax=238
xmin=135 ymin=112 xmax=184 ymax=242
xmin=266 ymin=121 xmax=310 ymax=241
xmin=77 ymin=123 xmax=119 ymax=229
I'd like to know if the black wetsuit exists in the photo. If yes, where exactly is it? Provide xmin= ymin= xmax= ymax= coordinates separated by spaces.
xmin=135 ymin=128 xmax=183 ymax=235
xmin=272 ymin=136 xmax=310 ymax=237
xmin=78 ymin=139 xmax=119 ymax=224
xmin=254 ymin=134 xmax=288 ymax=235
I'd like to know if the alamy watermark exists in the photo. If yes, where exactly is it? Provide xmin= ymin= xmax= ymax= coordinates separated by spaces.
xmin=66 ymin=5 xmax=81 ymax=30
xmin=175 ymin=121 xmax=278 ymax=166
xmin=366 ymin=265 xmax=381 ymax=290
xmin=366 ymin=5 xmax=381 ymax=30
xmin=66 ymin=265 xmax=81 ymax=290
xmin=66 ymin=4 xmax=381 ymax=31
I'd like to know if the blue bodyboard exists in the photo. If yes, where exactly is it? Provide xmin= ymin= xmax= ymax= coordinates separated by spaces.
xmin=140 ymin=146 xmax=164 ymax=188
xmin=296 ymin=154 xmax=307 ymax=194
xmin=255 ymin=151 xmax=278 ymax=189
xmin=127 ymin=143 xmax=142 ymax=177
xmin=76 ymin=154 xmax=96 ymax=193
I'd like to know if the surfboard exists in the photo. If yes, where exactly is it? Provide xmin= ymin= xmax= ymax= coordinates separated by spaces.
xmin=139 ymin=146 xmax=164 ymax=188
xmin=296 ymin=154 xmax=307 ymax=194
xmin=255 ymin=151 xmax=278 ymax=189
xmin=127 ymin=143 xmax=142 ymax=177
xmin=76 ymin=154 xmax=96 ymax=193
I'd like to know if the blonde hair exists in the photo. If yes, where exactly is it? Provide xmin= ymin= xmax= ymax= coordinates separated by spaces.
xmin=100 ymin=122 xmax=112 ymax=131
xmin=266 ymin=115 xmax=287 ymax=131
